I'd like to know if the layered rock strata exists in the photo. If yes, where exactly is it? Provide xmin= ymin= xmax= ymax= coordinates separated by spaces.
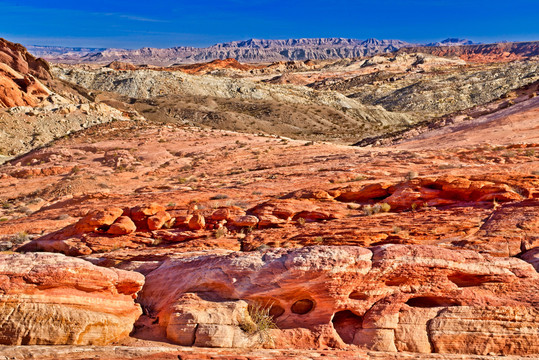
xmin=0 ymin=252 xmax=144 ymax=345
xmin=138 ymin=245 xmax=539 ymax=355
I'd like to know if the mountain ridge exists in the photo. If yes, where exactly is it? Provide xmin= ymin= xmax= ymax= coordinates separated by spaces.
xmin=25 ymin=37 xmax=416 ymax=65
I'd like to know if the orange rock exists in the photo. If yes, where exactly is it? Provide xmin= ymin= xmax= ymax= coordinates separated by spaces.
xmin=188 ymin=214 xmax=206 ymax=230
xmin=335 ymin=183 xmax=393 ymax=202
xmin=130 ymin=203 xmax=166 ymax=222
xmin=148 ymin=211 xmax=172 ymax=230
xmin=0 ymin=252 xmax=143 ymax=345
xmin=230 ymin=215 xmax=259 ymax=227
xmin=0 ymin=38 xmax=52 ymax=80
xmin=108 ymin=216 xmax=137 ymax=235
xmin=140 ymin=245 xmax=539 ymax=353
xmin=74 ymin=207 xmax=123 ymax=233
xmin=211 ymin=208 xmax=229 ymax=221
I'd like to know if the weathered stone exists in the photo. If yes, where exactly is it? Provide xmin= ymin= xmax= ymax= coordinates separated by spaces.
xmin=0 ymin=252 xmax=144 ymax=345
xmin=139 ymin=245 xmax=539 ymax=353
xmin=108 ymin=216 xmax=137 ymax=235
xmin=148 ymin=211 xmax=172 ymax=231
xmin=230 ymin=215 xmax=259 ymax=227
xmin=188 ymin=214 xmax=206 ymax=230
xmin=74 ymin=207 xmax=123 ymax=233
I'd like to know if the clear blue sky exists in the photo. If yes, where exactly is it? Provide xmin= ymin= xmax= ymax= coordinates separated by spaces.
xmin=1 ymin=0 xmax=538 ymax=49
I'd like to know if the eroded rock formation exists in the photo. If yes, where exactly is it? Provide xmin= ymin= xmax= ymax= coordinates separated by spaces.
xmin=0 ymin=252 xmax=144 ymax=345
xmin=137 ymin=245 xmax=539 ymax=355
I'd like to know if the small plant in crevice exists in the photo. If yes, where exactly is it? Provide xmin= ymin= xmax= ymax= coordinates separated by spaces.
xmin=239 ymin=303 xmax=277 ymax=347
xmin=214 ymin=227 xmax=226 ymax=239
xmin=313 ymin=236 xmax=324 ymax=244
xmin=405 ymin=171 xmax=418 ymax=181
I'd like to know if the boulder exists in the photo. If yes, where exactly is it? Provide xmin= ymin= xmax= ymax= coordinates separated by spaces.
xmin=108 ymin=216 xmax=137 ymax=235
xmin=166 ymin=293 xmax=261 ymax=348
xmin=74 ymin=207 xmax=124 ymax=233
xmin=0 ymin=252 xmax=144 ymax=345
xmin=148 ymin=211 xmax=172 ymax=231
xmin=230 ymin=215 xmax=259 ymax=228
xmin=188 ymin=214 xmax=206 ymax=230
xmin=130 ymin=203 xmax=166 ymax=222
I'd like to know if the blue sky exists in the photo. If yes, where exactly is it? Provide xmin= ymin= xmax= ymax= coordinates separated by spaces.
xmin=1 ymin=0 xmax=538 ymax=49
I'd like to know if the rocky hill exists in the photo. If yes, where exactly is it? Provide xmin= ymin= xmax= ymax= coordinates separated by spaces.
xmin=52 ymin=51 xmax=539 ymax=144
xmin=0 ymin=39 xmax=140 ymax=161
xmin=313 ymin=55 xmax=539 ymax=116
xmin=398 ymin=40 xmax=539 ymax=62
xmin=26 ymin=45 xmax=106 ymax=58
xmin=52 ymin=64 xmax=415 ymax=143
xmin=29 ymin=38 xmax=539 ymax=67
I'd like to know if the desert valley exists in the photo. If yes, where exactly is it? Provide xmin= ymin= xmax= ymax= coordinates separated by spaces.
xmin=0 ymin=34 xmax=538 ymax=359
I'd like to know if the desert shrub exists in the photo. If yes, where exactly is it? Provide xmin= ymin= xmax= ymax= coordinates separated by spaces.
xmin=210 ymin=194 xmax=229 ymax=200
xmin=240 ymin=303 xmax=277 ymax=346
xmin=405 ymin=171 xmax=418 ymax=181
xmin=380 ymin=203 xmax=391 ymax=212
xmin=363 ymin=205 xmax=374 ymax=216
xmin=214 ymin=227 xmax=226 ymax=239
xmin=12 ymin=231 xmax=30 ymax=244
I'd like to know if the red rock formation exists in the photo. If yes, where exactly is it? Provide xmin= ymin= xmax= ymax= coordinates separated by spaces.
xmin=0 ymin=38 xmax=53 ymax=108
xmin=108 ymin=216 xmax=137 ymax=235
xmin=137 ymin=245 xmax=539 ymax=355
xmin=174 ymin=58 xmax=260 ymax=75
xmin=0 ymin=38 xmax=51 ymax=80
xmin=0 ymin=63 xmax=50 ymax=108
xmin=0 ymin=252 xmax=144 ymax=345
xmin=106 ymin=61 xmax=137 ymax=71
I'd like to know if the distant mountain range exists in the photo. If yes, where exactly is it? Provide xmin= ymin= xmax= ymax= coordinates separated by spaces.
xmin=27 ymin=38 xmax=482 ymax=65
xmin=426 ymin=38 xmax=478 ymax=47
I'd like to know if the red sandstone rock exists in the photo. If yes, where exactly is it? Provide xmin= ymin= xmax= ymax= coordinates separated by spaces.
xmin=0 ymin=38 xmax=52 ymax=108
xmin=108 ymin=216 xmax=137 ymax=235
xmin=188 ymin=214 xmax=206 ymax=230
xmin=75 ymin=207 xmax=124 ymax=233
xmin=130 ymin=203 xmax=166 ymax=222
xmin=148 ymin=211 xmax=172 ymax=230
xmin=334 ymin=183 xmax=393 ymax=202
xmin=211 ymin=208 xmax=230 ymax=221
xmin=230 ymin=215 xmax=259 ymax=227
xmin=139 ymin=245 xmax=539 ymax=354
xmin=522 ymin=247 xmax=539 ymax=272
xmin=249 ymin=199 xmax=343 ymax=227
xmin=0 ymin=38 xmax=52 ymax=80
xmin=0 ymin=252 xmax=144 ymax=345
